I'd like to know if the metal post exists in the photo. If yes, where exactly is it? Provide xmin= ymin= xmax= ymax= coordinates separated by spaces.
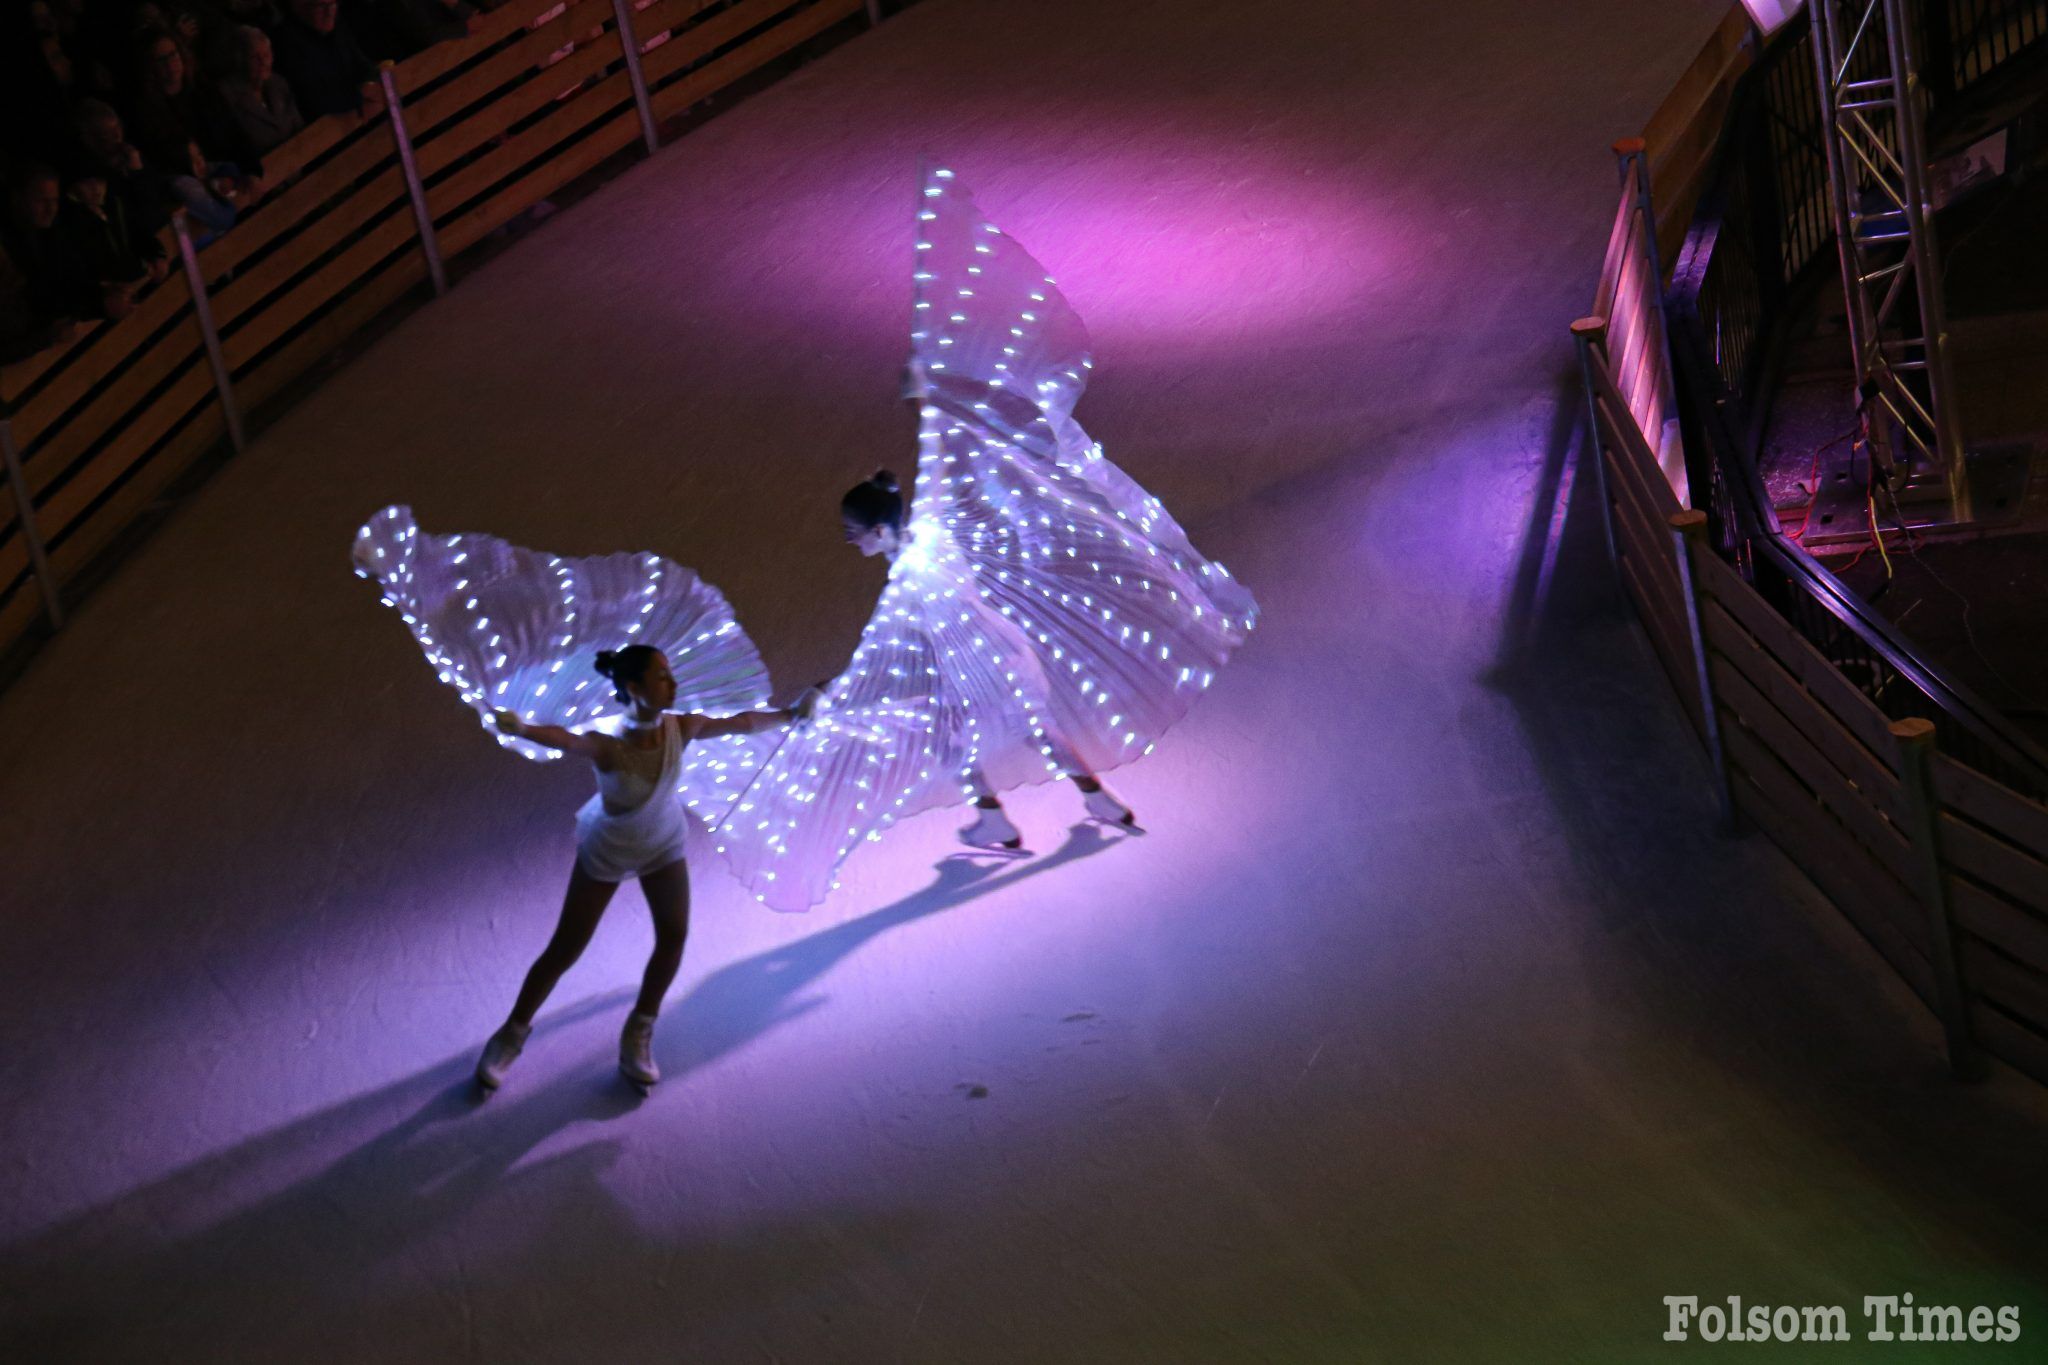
xmin=610 ymin=0 xmax=660 ymax=156
xmin=1890 ymin=716 xmax=1983 ymax=1078
xmin=1670 ymin=509 xmax=1737 ymax=830
xmin=1571 ymin=317 xmax=1622 ymax=594
xmin=173 ymin=211 xmax=246 ymax=454
xmin=0 ymin=417 xmax=63 ymax=628
xmin=380 ymin=63 xmax=448 ymax=298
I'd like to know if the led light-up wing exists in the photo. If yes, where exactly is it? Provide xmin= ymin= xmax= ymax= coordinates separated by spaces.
xmin=905 ymin=168 xmax=1258 ymax=775
xmin=353 ymin=504 xmax=770 ymax=760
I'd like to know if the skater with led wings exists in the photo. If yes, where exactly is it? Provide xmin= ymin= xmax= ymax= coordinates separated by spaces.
xmin=351 ymin=507 xmax=815 ymax=1094
xmin=696 ymin=166 xmax=1258 ymax=910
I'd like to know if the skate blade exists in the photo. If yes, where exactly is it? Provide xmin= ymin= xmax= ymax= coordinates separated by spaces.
xmin=1087 ymin=812 xmax=1144 ymax=834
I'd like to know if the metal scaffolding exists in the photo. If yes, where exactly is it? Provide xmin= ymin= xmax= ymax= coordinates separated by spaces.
xmin=1808 ymin=0 xmax=1970 ymax=519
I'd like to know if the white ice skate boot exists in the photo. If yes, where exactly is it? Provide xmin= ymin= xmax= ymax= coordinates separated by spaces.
xmin=475 ymin=1020 xmax=531 ymax=1092
xmin=620 ymin=1010 xmax=660 ymax=1092
xmin=959 ymin=801 xmax=1023 ymax=849
xmin=1080 ymin=783 xmax=1138 ymax=830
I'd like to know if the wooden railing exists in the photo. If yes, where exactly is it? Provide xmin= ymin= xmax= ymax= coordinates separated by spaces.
xmin=1580 ymin=3 xmax=2048 ymax=1087
xmin=0 ymin=0 xmax=875 ymax=662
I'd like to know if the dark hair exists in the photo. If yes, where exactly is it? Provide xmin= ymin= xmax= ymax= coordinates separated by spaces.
xmin=595 ymin=644 xmax=662 ymax=702
xmin=840 ymin=469 xmax=903 ymax=532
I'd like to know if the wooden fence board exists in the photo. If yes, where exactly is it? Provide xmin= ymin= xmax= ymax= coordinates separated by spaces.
xmin=1959 ymin=939 xmax=2048 ymax=1037
xmin=1710 ymin=647 xmax=1905 ymax=836
xmin=1589 ymin=359 xmax=1681 ymax=518
xmin=645 ymin=0 xmax=862 ymax=118
xmin=1725 ymin=726 xmax=1935 ymax=1000
xmin=1703 ymin=600 xmax=1904 ymax=820
xmin=633 ymin=0 xmax=723 ymax=46
xmin=1948 ymin=876 xmax=2048 ymax=975
xmin=210 ymin=171 xmax=411 ymax=333
xmin=435 ymin=111 xmax=642 ymax=257
xmin=416 ymin=41 xmax=624 ymax=181
xmin=234 ymin=257 xmax=429 ymax=415
xmin=0 ymin=323 xmax=98 ymax=407
xmin=1969 ymin=1000 xmax=2048 ymax=1088
xmin=407 ymin=0 xmax=618 ymax=135
xmin=1940 ymin=811 xmax=2048 ymax=917
xmin=398 ymin=0 xmax=570 ymax=94
xmin=255 ymin=106 xmax=369 ymax=187
xmin=13 ymin=275 xmax=192 ymax=441
xmin=20 ymin=323 xmax=204 ymax=502
xmin=0 ymin=581 xmax=43 ymax=653
xmin=0 ymin=528 xmax=25 ymax=591
xmin=200 ymin=119 xmax=395 ymax=282
xmin=1690 ymin=548 xmax=1901 ymax=766
xmin=1605 ymin=446 xmax=1684 ymax=604
xmin=1617 ymin=540 xmax=1699 ymax=731
xmin=1934 ymin=754 xmax=2048 ymax=854
xmin=1715 ymin=662 xmax=1916 ymax=888
xmin=222 ymin=212 xmax=420 ymax=370
xmin=44 ymin=403 xmax=225 ymax=580
xmin=35 ymin=365 xmax=217 ymax=540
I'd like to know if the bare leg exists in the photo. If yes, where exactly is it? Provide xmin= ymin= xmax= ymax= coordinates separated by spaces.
xmin=508 ymin=862 xmax=620 ymax=1027
xmin=633 ymin=858 xmax=691 ymax=1017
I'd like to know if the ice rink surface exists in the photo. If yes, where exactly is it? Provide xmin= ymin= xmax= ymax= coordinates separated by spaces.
xmin=7 ymin=1 xmax=2048 ymax=1360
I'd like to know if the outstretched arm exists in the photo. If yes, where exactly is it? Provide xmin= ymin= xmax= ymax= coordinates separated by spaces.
xmin=494 ymin=709 xmax=610 ymax=760
xmin=688 ymin=688 xmax=822 ymax=741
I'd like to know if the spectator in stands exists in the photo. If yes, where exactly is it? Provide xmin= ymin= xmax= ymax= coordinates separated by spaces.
xmin=2 ymin=165 xmax=132 ymax=331
xmin=167 ymin=138 xmax=257 ymax=238
xmin=270 ymin=0 xmax=376 ymax=120
xmin=71 ymin=100 xmax=175 ymax=242
xmin=131 ymin=24 xmax=258 ymax=173
xmin=212 ymin=25 xmax=305 ymax=157
xmin=62 ymin=172 xmax=169 ymax=291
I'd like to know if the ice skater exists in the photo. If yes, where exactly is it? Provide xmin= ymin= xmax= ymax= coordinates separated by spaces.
xmin=686 ymin=167 xmax=1257 ymax=910
xmin=475 ymin=646 xmax=815 ymax=1094
xmin=351 ymin=505 xmax=801 ymax=1092
xmin=838 ymin=469 xmax=1136 ymax=849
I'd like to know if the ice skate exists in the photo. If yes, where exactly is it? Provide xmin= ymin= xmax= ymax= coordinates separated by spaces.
xmin=619 ymin=1010 xmax=660 ymax=1094
xmin=959 ymin=801 xmax=1023 ymax=850
xmin=475 ymin=1020 xmax=531 ymax=1093
xmin=1080 ymin=783 xmax=1139 ymax=831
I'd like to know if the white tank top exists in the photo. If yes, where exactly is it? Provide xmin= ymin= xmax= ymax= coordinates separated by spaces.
xmin=596 ymin=716 xmax=678 ymax=813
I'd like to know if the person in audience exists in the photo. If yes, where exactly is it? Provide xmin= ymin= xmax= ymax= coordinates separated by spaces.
xmin=211 ymin=25 xmax=304 ymax=156
xmin=2 ymin=164 xmax=131 ymax=329
xmin=129 ymin=27 xmax=198 ymax=159
xmin=71 ymin=100 xmax=175 ymax=242
xmin=62 ymin=172 xmax=168 ymax=291
xmin=270 ymin=0 xmax=376 ymax=119
xmin=168 ymin=138 xmax=258 ymax=238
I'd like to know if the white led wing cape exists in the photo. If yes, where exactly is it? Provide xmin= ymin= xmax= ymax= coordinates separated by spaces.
xmin=694 ymin=167 xmax=1256 ymax=912
xmin=353 ymin=504 xmax=770 ymax=759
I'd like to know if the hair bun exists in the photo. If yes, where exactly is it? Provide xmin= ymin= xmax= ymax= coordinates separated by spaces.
xmin=594 ymin=649 xmax=617 ymax=678
xmin=871 ymin=469 xmax=898 ymax=493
